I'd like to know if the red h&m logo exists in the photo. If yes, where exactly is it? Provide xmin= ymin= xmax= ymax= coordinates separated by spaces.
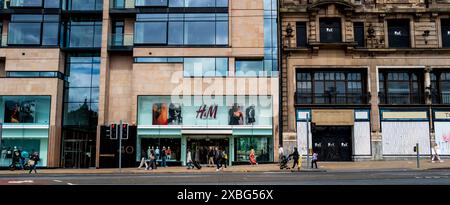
xmin=196 ymin=104 xmax=218 ymax=119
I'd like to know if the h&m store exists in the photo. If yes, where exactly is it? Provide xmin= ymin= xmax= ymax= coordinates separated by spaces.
xmin=100 ymin=95 xmax=275 ymax=167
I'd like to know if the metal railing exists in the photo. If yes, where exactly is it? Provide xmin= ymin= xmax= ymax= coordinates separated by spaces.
xmin=379 ymin=93 xmax=424 ymax=105
xmin=110 ymin=0 xmax=135 ymax=9
xmin=109 ymin=33 xmax=134 ymax=47
xmin=295 ymin=92 xmax=370 ymax=105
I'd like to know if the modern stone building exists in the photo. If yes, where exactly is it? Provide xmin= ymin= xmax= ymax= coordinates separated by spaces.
xmin=281 ymin=0 xmax=450 ymax=161
xmin=0 ymin=0 xmax=280 ymax=168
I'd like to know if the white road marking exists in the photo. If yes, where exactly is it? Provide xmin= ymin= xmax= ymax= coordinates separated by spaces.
xmin=67 ymin=183 xmax=75 ymax=185
xmin=8 ymin=180 xmax=34 ymax=184
xmin=53 ymin=180 xmax=63 ymax=183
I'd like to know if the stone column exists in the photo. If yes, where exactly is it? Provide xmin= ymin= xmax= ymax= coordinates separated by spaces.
xmin=369 ymin=65 xmax=383 ymax=160
xmin=424 ymin=66 xmax=435 ymax=144
xmin=96 ymin=0 xmax=111 ymax=168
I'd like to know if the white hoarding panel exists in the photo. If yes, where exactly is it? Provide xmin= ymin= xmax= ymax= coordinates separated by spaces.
xmin=354 ymin=122 xmax=371 ymax=155
xmin=434 ymin=122 xmax=450 ymax=155
xmin=382 ymin=122 xmax=430 ymax=155
xmin=296 ymin=121 xmax=311 ymax=155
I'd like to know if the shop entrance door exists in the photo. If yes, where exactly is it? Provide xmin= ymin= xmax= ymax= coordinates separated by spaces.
xmin=61 ymin=128 xmax=96 ymax=168
xmin=187 ymin=136 xmax=229 ymax=165
xmin=312 ymin=126 xmax=352 ymax=161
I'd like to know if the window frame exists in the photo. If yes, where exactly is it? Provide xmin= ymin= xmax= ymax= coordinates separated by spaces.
xmin=378 ymin=70 xmax=423 ymax=104
xmin=387 ymin=19 xmax=411 ymax=48
xmin=7 ymin=14 xmax=60 ymax=46
xmin=319 ymin=18 xmax=342 ymax=43
xmin=295 ymin=70 xmax=367 ymax=105
xmin=353 ymin=22 xmax=365 ymax=48
xmin=296 ymin=22 xmax=307 ymax=48
xmin=134 ymin=13 xmax=229 ymax=46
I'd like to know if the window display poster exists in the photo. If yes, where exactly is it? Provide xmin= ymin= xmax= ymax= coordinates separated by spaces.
xmin=229 ymin=104 xmax=257 ymax=125
xmin=4 ymin=100 xmax=36 ymax=123
xmin=229 ymin=103 xmax=244 ymax=125
xmin=152 ymin=103 xmax=169 ymax=125
xmin=168 ymin=103 xmax=182 ymax=125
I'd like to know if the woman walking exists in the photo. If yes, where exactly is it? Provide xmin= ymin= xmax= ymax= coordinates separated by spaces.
xmin=249 ymin=149 xmax=258 ymax=165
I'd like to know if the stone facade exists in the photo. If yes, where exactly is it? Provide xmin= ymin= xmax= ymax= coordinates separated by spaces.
xmin=281 ymin=0 xmax=450 ymax=159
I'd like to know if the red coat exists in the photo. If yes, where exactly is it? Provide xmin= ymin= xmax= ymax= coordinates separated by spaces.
xmin=249 ymin=153 xmax=257 ymax=164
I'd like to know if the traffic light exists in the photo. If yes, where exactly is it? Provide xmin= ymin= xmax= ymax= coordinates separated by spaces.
xmin=110 ymin=124 xmax=117 ymax=139
xmin=121 ymin=124 xmax=129 ymax=140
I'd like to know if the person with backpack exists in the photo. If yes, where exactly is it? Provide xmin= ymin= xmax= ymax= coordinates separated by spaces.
xmin=28 ymin=152 xmax=40 ymax=174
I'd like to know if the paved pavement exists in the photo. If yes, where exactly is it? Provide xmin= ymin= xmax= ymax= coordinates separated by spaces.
xmin=1 ymin=159 xmax=449 ymax=175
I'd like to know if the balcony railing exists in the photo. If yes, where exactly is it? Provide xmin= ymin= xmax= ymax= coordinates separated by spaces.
xmin=64 ymin=0 xmax=103 ymax=11
xmin=379 ymin=93 xmax=424 ymax=105
xmin=109 ymin=33 xmax=133 ymax=48
xmin=110 ymin=0 xmax=134 ymax=9
xmin=432 ymin=93 xmax=450 ymax=104
xmin=295 ymin=92 xmax=370 ymax=105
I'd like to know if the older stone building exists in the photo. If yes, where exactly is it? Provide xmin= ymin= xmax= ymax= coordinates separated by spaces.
xmin=281 ymin=0 xmax=450 ymax=161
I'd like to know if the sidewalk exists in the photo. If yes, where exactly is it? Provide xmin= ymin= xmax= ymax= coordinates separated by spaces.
xmin=1 ymin=160 xmax=449 ymax=175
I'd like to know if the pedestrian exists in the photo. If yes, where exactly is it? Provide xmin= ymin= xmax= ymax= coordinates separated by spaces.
xmin=221 ymin=150 xmax=228 ymax=168
xmin=28 ymin=152 xmax=40 ymax=174
xmin=208 ymin=147 xmax=215 ymax=167
xmin=289 ymin=147 xmax=300 ymax=170
xmin=146 ymin=150 xmax=157 ymax=170
xmin=215 ymin=147 xmax=223 ymax=171
xmin=431 ymin=143 xmax=444 ymax=163
xmin=195 ymin=147 xmax=200 ymax=164
xmin=138 ymin=150 xmax=148 ymax=169
xmin=311 ymin=152 xmax=318 ymax=169
xmin=186 ymin=149 xmax=194 ymax=169
xmin=249 ymin=149 xmax=258 ymax=165
xmin=278 ymin=145 xmax=284 ymax=164
xmin=161 ymin=146 xmax=167 ymax=167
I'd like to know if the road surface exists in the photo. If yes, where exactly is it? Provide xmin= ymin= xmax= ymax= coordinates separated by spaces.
xmin=1 ymin=170 xmax=450 ymax=185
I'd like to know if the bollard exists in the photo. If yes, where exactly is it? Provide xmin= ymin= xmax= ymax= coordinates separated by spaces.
xmin=416 ymin=143 xmax=420 ymax=168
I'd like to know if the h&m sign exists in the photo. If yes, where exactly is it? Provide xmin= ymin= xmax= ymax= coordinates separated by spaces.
xmin=196 ymin=104 xmax=218 ymax=119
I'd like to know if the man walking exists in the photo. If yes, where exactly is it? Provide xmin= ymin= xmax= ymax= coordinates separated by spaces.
xmin=289 ymin=147 xmax=300 ymax=170
xmin=278 ymin=145 xmax=284 ymax=164
xmin=311 ymin=152 xmax=318 ymax=169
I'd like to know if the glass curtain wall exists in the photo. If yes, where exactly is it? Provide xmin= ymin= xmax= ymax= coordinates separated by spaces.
xmin=61 ymin=55 xmax=100 ymax=168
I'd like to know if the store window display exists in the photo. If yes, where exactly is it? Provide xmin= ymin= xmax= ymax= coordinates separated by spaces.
xmin=0 ymin=96 xmax=50 ymax=167
xmin=235 ymin=136 xmax=272 ymax=163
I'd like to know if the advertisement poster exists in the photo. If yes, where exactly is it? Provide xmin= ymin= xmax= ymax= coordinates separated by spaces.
xmin=168 ymin=103 xmax=182 ymax=125
xmin=4 ymin=100 xmax=36 ymax=123
xmin=229 ymin=103 xmax=244 ymax=125
xmin=152 ymin=103 xmax=168 ymax=125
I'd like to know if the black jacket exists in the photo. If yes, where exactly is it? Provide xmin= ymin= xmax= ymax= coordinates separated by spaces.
xmin=289 ymin=150 xmax=299 ymax=160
